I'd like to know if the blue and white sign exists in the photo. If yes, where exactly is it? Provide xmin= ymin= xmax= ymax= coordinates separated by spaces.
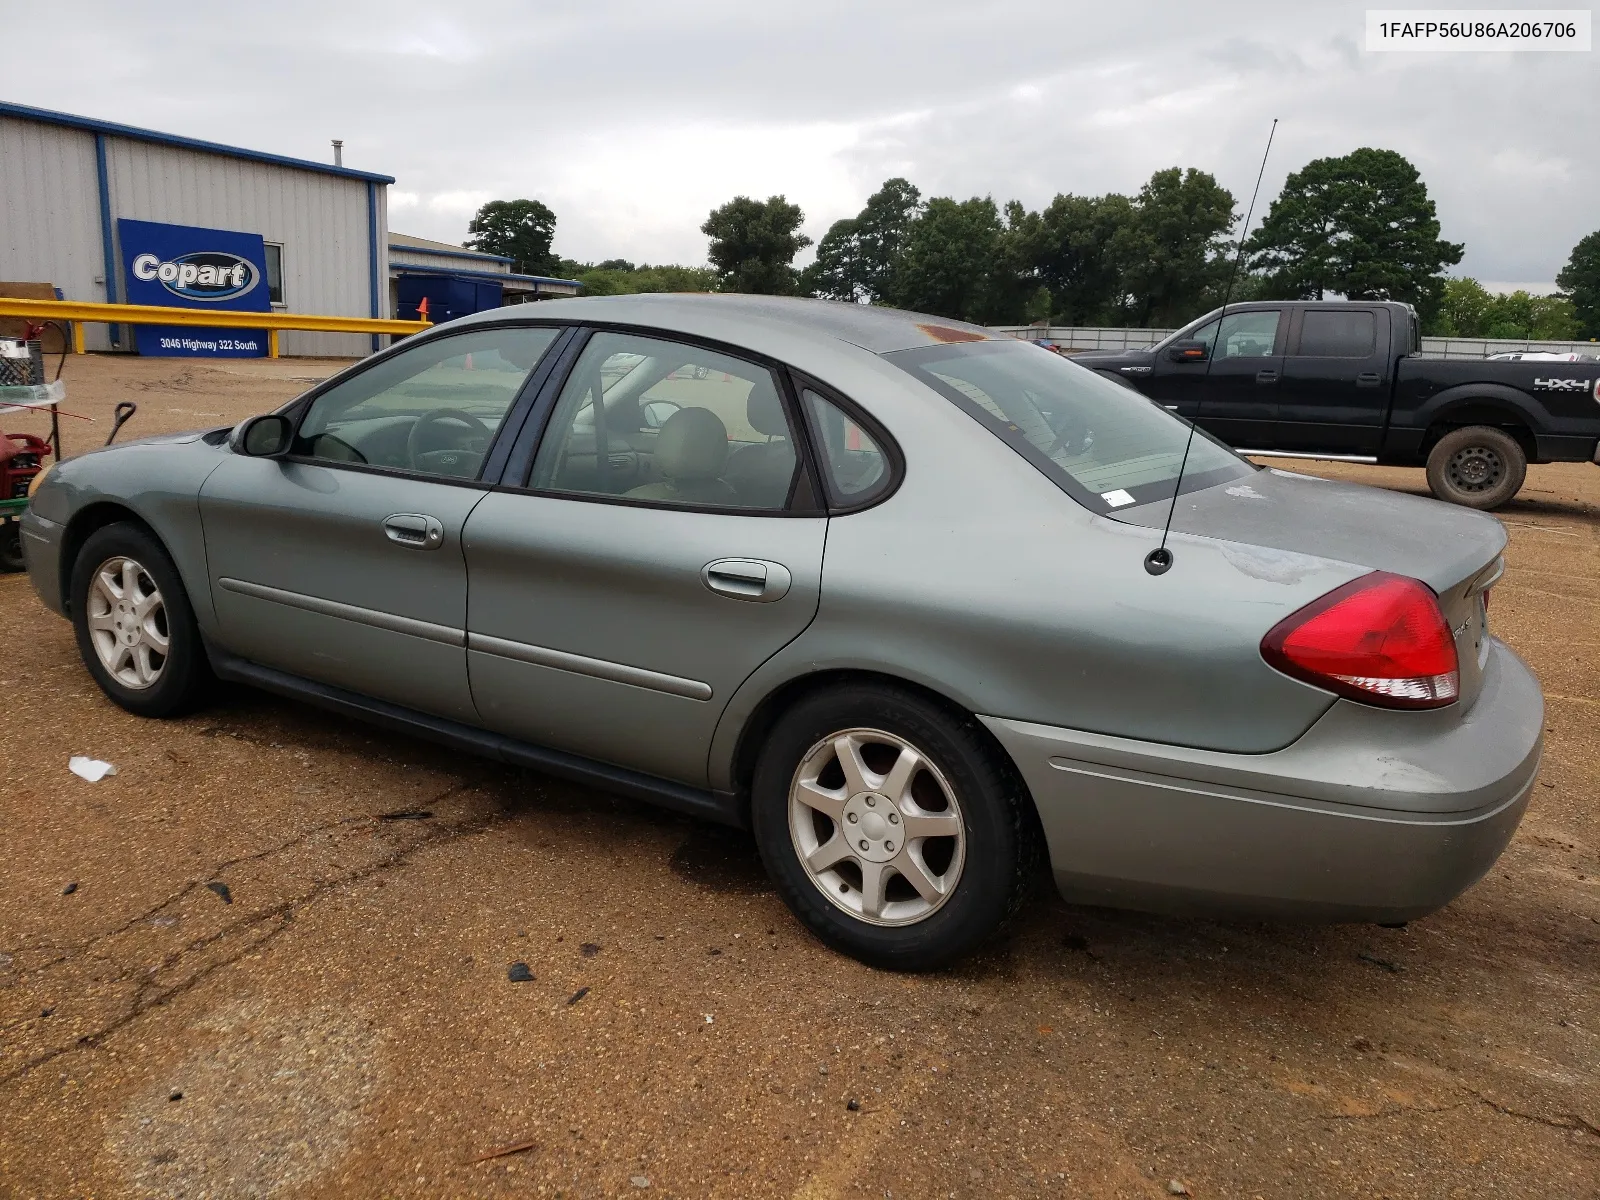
xmin=118 ymin=218 xmax=270 ymax=357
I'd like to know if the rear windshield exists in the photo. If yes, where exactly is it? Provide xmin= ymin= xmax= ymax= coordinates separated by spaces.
xmin=887 ymin=340 xmax=1254 ymax=515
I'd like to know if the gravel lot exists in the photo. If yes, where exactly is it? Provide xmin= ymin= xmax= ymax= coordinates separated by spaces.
xmin=2 ymin=354 xmax=1597 ymax=1198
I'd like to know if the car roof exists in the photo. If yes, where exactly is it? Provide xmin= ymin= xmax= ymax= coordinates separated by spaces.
xmin=449 ymin=293 xmax=1000 ymax=356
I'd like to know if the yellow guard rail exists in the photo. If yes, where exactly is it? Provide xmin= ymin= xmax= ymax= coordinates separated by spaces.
xmin=0 ymin=297 xmax=430 ymax=357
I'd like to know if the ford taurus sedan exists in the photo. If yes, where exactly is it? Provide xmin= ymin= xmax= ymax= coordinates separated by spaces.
xmin=20 ymin=296 xmax=1543 ymax=969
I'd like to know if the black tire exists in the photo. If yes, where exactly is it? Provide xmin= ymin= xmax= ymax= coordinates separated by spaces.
xmin=0 ymin=521 xmax=23 ymax=573
xmin=1425 ymin=425 xmax=1527 ymax=510
xmin=70 ymin=522 xmax=211 ymax=718
xmin=750 ymin=683 xmax=1033 ymax=971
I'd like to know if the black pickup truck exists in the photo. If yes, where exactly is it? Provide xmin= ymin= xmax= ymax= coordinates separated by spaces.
xmin=1070 ymin=300 xmax=1600 ymax=509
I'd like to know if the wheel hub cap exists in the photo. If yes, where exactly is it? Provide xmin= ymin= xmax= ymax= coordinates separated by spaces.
xmin=86 ymin=555 xmax=169 ymax=691
xmin=787 ymin=728 xmax=967 ymax=928
xmin=1448 ymin=447 xmax=1501 ymax=492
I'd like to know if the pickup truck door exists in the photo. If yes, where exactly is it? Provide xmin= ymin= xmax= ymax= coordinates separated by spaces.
xmin=1149 ymin=309 xmax=1282 ymax=448
xmin=1273 ymin=307 xmax=1391 ymax=454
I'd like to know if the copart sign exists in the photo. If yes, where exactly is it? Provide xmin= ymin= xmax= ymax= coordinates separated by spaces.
xmin=118 ymin=218 xmax=271 ymax=358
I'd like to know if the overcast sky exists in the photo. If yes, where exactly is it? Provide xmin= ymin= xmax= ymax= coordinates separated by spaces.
xmin=7 ymin=1 xmax=1596 ymax=289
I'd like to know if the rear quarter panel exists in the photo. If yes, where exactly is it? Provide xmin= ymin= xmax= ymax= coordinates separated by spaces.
xmin=707 ymin=349 xmax=1368 ymax=790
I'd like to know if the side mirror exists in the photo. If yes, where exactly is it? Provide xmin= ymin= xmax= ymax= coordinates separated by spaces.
xmin=230 ymin=413 xmax=294 ymax=457
xmin=1167 ymin=340 xmax=1209 ymax=363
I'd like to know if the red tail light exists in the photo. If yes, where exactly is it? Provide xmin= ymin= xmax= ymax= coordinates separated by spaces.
xmin=1261 ymin=572 xmax=1459 ymax=709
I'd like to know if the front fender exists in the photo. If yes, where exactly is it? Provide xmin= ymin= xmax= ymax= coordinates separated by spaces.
xmin=37 ymin=437 xmax=228 ymax=633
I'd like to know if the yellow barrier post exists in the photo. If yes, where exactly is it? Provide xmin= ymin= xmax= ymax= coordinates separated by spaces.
xmin=267 ymin=329 xmax=280 ymax=359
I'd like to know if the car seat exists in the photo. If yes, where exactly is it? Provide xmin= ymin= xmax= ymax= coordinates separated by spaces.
xmin=624 ymin=407 xmax=737 ymax=506
xmin=723 ymin=380 xmax=797 ymax=508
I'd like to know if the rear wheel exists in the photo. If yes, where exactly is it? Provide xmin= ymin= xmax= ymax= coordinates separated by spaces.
xmin=751 ymin=683 xmax=1032 ymax=970
xmin=1425 ymin=425 xmax=1526 ymax=510
xmin=70 ymin=523 xmax=211 ymax=717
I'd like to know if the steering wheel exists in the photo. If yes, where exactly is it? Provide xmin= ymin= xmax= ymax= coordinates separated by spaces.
xmin=407 ymin=408 xmax=492 ymax=477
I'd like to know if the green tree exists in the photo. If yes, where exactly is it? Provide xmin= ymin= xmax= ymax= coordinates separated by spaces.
xmin=1429 ymin=277 xmax=1579 ymax=339
xmin=1026 ymin=192 xmax=1137 ymax=324
xmin=464 ymin=199 xmax=559 ymax=277
xmin=1245 ymin=148 xmax=1463 ymax=317
xmin=801 ymin=178 xmax=922 ymax=303
xmin=1556 ymin=230 xmax=1600 ymax=339
xmin=892 ymin=196 xmax=1012 ymax=324
xmin=1112 ymin=168 xmax=1237 ymax=326
xmin=1432 ymin=277 xmax=1496 ymax=336
xmin=573 ymin=263 xmax=718 ymax=296
xmin=701 ymin=195 xmax=812 ymax=294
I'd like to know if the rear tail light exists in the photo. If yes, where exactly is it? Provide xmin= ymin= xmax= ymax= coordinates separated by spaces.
xmin=1261 ymin=572 xmax=1459 ymax=709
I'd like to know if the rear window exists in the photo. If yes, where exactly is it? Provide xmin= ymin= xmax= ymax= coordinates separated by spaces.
xmin=1296 ymin=310 xmax=1376 ymax=358
xmin=887 ymin=340 xmax=1253 ymax=515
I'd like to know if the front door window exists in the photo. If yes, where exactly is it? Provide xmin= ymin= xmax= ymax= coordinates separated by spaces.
xmin=292 ymin=326 xmax=560 ymax=479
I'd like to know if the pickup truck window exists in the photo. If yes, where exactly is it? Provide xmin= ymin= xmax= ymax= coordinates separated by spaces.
xmin=1296 ymin=310 xmax=1375 ymax=357
xmin=888 ymin=340 xmax=1253 ymax=516
xmin=1192 ymin=310 xmax=1280 ymax=359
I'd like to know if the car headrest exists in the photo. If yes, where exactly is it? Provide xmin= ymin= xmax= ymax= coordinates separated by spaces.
xmin=654 ymin=407 xmax=728 ymax=482
xmin=746 ymin=379 xmax=789 ymax=437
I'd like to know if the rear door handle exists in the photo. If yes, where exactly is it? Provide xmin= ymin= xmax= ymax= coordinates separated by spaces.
xmin=1356 ymin=372 xmax=1382 ymax=388
xmin=383 ymin=513 xmax=444 ymax=550
xmin=1255 ymin=369 xmax=1279 ymax=384
xmin=702 ymin=558 xmax=793 ymax=603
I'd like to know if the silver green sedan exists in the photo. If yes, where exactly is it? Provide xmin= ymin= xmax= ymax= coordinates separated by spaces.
xmin=20 ymin=296 xmax=1542 ymax=969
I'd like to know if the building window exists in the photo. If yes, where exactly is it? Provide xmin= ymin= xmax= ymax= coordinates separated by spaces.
xmin=264 ymin=242 xmax=285 ymax=306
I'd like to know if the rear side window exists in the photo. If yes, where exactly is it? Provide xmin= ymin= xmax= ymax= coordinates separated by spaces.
xmin=801 ymin=389 xmax=892 ymax=508
xmin=1297 ymin=310 xmax=1376 ymax=357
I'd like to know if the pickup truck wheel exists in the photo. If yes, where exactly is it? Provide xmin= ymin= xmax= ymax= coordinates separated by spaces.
xmin=1425 ymin=426 xmax=1527 ymax=510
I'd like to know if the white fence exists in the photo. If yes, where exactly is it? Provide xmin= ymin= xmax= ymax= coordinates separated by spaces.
xmin=990 ymin=326 xmax=1600 ymax=361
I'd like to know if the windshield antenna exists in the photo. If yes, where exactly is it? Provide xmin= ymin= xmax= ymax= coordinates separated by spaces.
xmin=1144 ymin=117 xmax=1278 ymax=577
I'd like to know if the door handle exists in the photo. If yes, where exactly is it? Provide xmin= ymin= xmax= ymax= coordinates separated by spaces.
xmin=1255 ymin=369 xmax=1279 ymax=384
xmin=702 ymin=558 xmax=793 ymax=603
xmin=1356 ymin=372 xmax=1382 ymax=388
xmin=383 ymin=513 xmax=444 ymax=550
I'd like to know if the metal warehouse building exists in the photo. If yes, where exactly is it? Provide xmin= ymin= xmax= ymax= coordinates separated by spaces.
xmin=1 ymin=100 xmax=392 ymax=356
xmin=2 ymin=101 xmax=580 ymax=358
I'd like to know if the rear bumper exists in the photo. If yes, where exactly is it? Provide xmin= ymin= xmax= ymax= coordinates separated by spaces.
xmin=981 ymin=638 xmax=1542 ymax=922
xmin=19 ymin=509 xmax=66 ymax=616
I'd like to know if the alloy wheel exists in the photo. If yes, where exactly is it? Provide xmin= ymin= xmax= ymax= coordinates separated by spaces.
xmin=787 ymin=727 xmax=966 ymax=927
xmin=86 ymin=555 xmax=169 ymax=690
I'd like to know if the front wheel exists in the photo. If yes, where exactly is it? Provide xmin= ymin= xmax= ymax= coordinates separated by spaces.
xmin=751 ymin=684 xmax=1033 ymax=970
xmin=1425 ymin=425 xmax=1527 ymax=510
xmin=70 ymin=522 xmax=211 ymax=718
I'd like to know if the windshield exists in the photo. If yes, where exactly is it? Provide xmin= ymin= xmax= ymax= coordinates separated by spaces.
xmin=888 ymin=339 xmax=1254 ymax=515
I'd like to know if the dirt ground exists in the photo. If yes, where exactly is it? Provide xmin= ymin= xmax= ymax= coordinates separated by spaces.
xmin=1 ymin=354 xmax=1597 ymax=1199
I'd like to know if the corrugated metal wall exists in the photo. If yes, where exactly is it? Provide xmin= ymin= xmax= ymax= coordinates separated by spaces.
xmin=0 ymin=116 xmax=113 ymax=348
xmin=103 ymin=138 xmax=379 ymax=357
xmin=0 ymin=113 xmax=386 ymax=357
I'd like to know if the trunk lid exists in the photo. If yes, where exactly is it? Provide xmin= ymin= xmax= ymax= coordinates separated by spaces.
xmin=1116 ymin=467 xmax=1506 ymax=707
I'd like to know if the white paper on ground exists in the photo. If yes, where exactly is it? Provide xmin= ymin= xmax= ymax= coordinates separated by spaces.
xmin=68 ymin=756 xmax=117 ymax=782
